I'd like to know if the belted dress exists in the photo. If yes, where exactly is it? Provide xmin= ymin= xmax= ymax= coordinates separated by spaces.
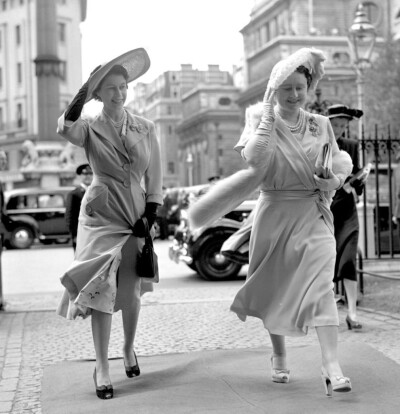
xmin=56 ymin=109 xmax=163 ymax=319
xmin=230 ymin=112 xmax=353 ymax=336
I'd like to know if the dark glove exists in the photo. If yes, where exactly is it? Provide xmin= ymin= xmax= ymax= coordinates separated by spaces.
xmin=65 ymin=65 xmax=101 ymax=122
xmin=132 ymin=202 xmax=159 ymax=237
xmin=351 ymin=179 xmax=365 ymax=196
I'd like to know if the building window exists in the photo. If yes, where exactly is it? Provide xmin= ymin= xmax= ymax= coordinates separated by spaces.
xmin=218 ymin=97 xmax=231 ymax=106
xmin=17 ymin=63 xmax=22 ymax=84
xmin=16 ymin=25 xmax=21 ymax=45
xmin=168 ymin=125 xmax=172 ymax=135
xmin=58 ymin=23 xmax=66 ymax=43
xmin=0 ymin=31 xmax=2 ymax=49
xmin=2 ymin=1 xmax=7 ymax=11
xmin=17 ymin=103 xmax=23 ymax=127
xmin=0 ymin=107 xmax=4 ymax=130
xmin=20 ymin=0 xmax=24 ymax=5
xmin=59 ymin=60 xmax=66 ymax=80
xmin=168 ymin=162 xmax=175 ymax=174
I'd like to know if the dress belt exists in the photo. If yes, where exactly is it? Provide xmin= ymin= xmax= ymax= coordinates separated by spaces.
xmin=259 ymin=190 xmax=334 ymax=234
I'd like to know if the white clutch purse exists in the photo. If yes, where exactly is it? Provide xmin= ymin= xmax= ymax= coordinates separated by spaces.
xmin=315 ymin=143 xmax=332 ymax=179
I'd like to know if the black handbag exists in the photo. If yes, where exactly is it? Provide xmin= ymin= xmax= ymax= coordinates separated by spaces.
xmin=136 ymin=217 xmax=159 ymax=282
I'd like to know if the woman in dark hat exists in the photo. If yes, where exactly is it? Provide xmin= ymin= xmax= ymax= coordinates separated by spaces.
xmin=56 ymin=48 xmax=163 ymax=399
xmin=327 ymin=104 xmax=368 ymax=331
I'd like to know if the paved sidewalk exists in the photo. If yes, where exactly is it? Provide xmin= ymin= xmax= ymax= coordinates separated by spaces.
xmin=1 ymin=283 xmax=400 ymax=413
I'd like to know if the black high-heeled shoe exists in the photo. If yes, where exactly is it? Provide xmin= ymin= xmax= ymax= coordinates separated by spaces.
xmin=93 ymin=369 xmax=113 ymax=400
xmin=124 ymin=351 xmax=140 ymax=378
xmin=346 ymin=316 xmax=362 ymax=330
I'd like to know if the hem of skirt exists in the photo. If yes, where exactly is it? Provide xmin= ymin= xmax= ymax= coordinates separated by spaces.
xmin=230 ymin=305 xmax=338 ymax=337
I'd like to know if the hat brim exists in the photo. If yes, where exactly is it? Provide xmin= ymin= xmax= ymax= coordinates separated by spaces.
xmin=328 ymin=113 xmax=353 ymax=120
xmin=85 ymin=48 xmax=150 ymax=103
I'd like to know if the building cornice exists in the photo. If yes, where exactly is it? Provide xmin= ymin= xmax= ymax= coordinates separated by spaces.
xmin=176 ymin=109 xmax=240 ymax=133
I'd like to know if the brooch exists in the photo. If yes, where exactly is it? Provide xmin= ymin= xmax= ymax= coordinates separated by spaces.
xmin=129 ymin=123 xmax=145 ymax=133
xmin=308 ymin=116 xmax=320 ymax=137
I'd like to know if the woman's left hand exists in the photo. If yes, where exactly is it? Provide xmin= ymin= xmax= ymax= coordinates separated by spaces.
xmin=314 ymin=170 xmax=340 ymax=192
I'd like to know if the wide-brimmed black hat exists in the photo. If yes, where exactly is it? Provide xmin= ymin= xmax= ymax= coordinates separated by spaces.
xmin=76 ymin=164 xmax=92 ymax=175
xmin=327 ymin=104 xmax=363 ymax=120
xmin=86 ymin=48 xmax=151 ymax=103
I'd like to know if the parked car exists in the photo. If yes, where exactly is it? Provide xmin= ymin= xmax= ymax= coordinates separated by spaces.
xmin=3 ymin=186 xmax=75 ymax=249
xmin=169 ymin=195 xmax=256 ymax=281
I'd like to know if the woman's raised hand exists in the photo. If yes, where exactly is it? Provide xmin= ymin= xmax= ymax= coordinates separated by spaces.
xmin=313 ymin=170 xmax=341 ymax=192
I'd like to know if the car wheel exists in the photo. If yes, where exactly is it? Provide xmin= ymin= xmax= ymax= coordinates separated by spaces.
xmin=195 ymin=234 xmax=242 ymax=281
xmin=9 ymin=225 xmax=35 ymax=249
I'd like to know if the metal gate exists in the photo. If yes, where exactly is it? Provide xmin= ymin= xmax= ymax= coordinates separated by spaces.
xmin=358 ymin=126 xmax=400 ymax=258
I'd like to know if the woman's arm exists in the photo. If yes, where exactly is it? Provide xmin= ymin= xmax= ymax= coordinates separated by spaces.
xmin=241 ymin=89 xmax=277 ymax=169
xmin=144 ymin=121 xmax=163 ymax=205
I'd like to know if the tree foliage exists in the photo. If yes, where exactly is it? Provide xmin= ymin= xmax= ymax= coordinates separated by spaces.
xmin=364 ymin=41 xmax=400 ymax=137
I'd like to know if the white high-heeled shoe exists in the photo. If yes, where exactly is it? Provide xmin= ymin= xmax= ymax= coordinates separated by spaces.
xmin=271 ymin=356 xmax=290 ymax=383
xmin=321 ymin=367 xmax=352 ymax=397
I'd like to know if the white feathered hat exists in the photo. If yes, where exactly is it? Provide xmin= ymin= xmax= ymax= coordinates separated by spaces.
xmin=268 ymin=47 xmax=326 ymax=91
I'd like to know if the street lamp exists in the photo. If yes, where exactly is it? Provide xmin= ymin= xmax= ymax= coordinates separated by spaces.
xmin=347 ymin=3 xmax=377 ymax=139
xmin=186 ymin=152 xmax=193 ymax=186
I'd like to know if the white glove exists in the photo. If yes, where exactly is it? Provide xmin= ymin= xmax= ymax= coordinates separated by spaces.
xmin=257 ymin=87 xmax=276 ymax=132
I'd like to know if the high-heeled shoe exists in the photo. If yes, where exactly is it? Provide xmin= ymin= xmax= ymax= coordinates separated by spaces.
xmin=124 ymin=350 xmax=140 ymax=378
xmin=271 ymin=356 xmax=290 ymax=383
xmin=93 ymin=369 xmax=113 ymax=400
xmin=321 ymin=367 xmax=351 ymax=397
xmin=346 ymin=316 xmax=362 ymax=330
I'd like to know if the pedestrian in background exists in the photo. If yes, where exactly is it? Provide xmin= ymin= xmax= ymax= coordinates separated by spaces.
xmin=65 ymin=163 xmax=93 ymax=251
xmin=189 ymin=48 xmax=353 ymax=397
xmin=156 ymin=186 xmax=173 ymax=240
xmin=56 ymin=48 xmax=163 ymax=400
xmin=327 ymin=104 xmax=369 ymax=331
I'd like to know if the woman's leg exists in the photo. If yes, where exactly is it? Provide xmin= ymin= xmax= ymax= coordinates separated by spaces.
xmin=268 ymin=332 xmax=287 ymax=369
xmin=315 ymin=326 xmax=344 ymax=376
xmin=122 ymin=279 xmax=141 ymax=366
xmin=92 ymin=309 xmax=113 ymax=386
xmin=343 ymin=278 xmax=358 ymax=320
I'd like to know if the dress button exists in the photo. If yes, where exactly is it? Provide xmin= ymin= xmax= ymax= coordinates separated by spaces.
xmin=86 ymin=206 xmax=93 ymax=215
xmin=123 ymin=163 xmax=130 ymax=171
xmin=123 ymin=180 xmax=130 ymax=188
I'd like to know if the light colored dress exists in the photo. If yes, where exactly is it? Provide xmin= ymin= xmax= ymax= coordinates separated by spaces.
xmin=56 ymin=109 xmax=163 ymax=319
xmin=230 ymin=110 xmax=352 ymax=336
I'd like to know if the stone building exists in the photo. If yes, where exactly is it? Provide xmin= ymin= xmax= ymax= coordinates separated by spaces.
xmin=176 ymin=83 xmax=242 ymax=186
xmin=0 ymin=0 xmax=86 ymax=189
xmin=130 ymin=64 xmax=241 ymax=187
xmin=236 ymin=0 xmax=389 ymax=111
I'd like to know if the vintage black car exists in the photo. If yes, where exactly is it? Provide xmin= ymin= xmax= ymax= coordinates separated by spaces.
xmin=169 ymin=198 xmax=256 ymax=281
xmin=3 ymin=187 xmax=75 ymax=249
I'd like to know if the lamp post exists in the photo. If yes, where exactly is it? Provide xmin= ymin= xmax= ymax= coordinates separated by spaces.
xmin=347 ymin=3 xmax=377 ymax=140
xmin=186 ymin=153 xmax=193 ymax=186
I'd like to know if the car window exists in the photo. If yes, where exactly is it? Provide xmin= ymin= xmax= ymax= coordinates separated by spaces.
xmin=38 ymin=194 xmax=64 ymax=208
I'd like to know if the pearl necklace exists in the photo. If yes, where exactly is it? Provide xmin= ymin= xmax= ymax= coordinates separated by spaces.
xmin=103 ymin=109 xmax=125 ymax=128
xmin=276 ymin=108 xmax=306 ymax=135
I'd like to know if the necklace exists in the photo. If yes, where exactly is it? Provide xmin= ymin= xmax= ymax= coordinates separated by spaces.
xmin=103 ymin=109 xmax=125 ymax=128
xmin=276 ymin=108 xmax=306 ymax=135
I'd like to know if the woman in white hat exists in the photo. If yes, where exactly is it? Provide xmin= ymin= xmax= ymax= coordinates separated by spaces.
xmin=327 ymin=104 xmax=367 ymax=331
xmin=56 ymin=48 xmax=163 ymax=399
xmin=189 ymin=48 xmax=353 ymax=396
